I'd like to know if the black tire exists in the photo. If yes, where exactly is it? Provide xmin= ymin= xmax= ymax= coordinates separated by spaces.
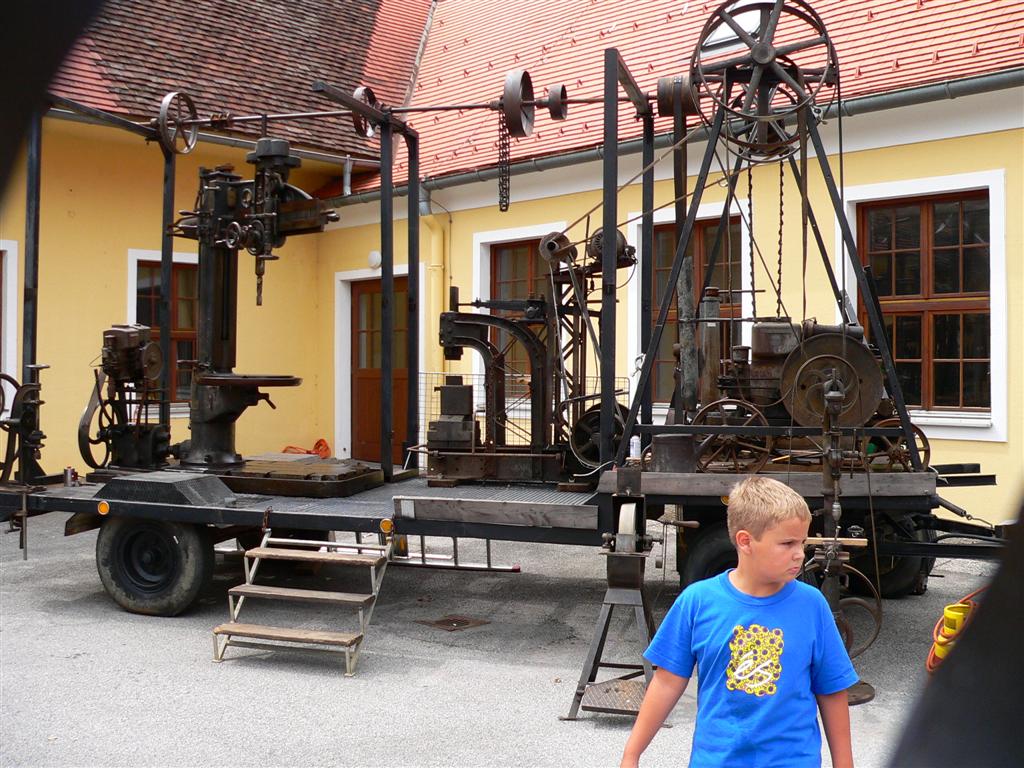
xmin=849 ymin=514 xmax=933 ymax=598
xmin=96 ymin=518 xmax=213 ymax=616
xmin=680 ymin=525 xmax=738 ymax=588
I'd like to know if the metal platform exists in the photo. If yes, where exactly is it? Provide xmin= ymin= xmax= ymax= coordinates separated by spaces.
xmin=580 ymin=679 xmax=646 ymax=715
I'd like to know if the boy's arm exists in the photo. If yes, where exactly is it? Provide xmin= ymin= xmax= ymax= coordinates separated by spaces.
xmin=817 ymin=690 xmax=853 ymax=768
xmin=620 ymin=668 xmax=690 ymax=768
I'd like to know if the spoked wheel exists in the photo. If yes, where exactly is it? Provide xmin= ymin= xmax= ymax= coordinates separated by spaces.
xmin=96 ymin=518 xmax=213 ymax=616
xmin=692 ymin=398 xmax=773 ymax=473
xmin=569 ymin=403 xmax=628 ymax=469
xmin=800 ymin=560 xmax=882 ymax=659
xmin=862 ymin=418 xmax=931 ymax=472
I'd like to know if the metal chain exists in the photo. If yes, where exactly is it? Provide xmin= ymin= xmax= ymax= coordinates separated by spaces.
xmin=498 ymin=111 xmax=511 ymax=212
xmin=776 ymin=158 xmax=784 ymax=317
xmin=747 ymin=162 xmax=756 ymax=318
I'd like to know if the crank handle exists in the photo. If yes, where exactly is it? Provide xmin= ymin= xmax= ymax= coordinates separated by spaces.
xmin=257 ymin=392 xmax=277 ymax=410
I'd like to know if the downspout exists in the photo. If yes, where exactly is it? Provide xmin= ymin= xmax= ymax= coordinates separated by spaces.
xmin=331 ymin=66 xmax=1024 ymax=207
xmin=418 ymin=187 xmax=448 ymax=373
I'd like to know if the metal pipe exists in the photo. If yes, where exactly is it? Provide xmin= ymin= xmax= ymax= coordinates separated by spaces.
xmin=158 ymin=147 xmax=175 ymax=425
xmin=380 ymin=121 xmax=394 ymax=482
xmin=405 ymin=133 xmax=420 ymax=469
xmin=333 ymin=67 xmax=1024 ymax=206
xmin=599 ymin=48 xmax=618 ymax=466
xmin=21 ymin=110 xmax=42 ymax=381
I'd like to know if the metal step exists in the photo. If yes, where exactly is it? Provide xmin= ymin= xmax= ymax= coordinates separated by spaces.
xmin=244 ymin=546 xmax=385 ymax=567
xmin=227 ymin=583 xmax=374 ymax=608
xmin=213 ymin=622 xmax=362 ymax=647
xmin=580 ymin=679 xmax=646 ymax=715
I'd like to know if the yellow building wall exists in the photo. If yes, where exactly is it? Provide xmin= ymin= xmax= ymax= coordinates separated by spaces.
xmin=1 ymin=114 xmax=1020 ymax=523
xmin=0 ymin=118 xmax=336 ymax=471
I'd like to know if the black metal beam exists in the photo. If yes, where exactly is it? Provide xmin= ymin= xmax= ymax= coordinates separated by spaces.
xmin=639 ymin=114 xmax=655 ymax=436
xmin=599 ymin=48 xmax=619 ymax=465
xmin=405 ymin=134 xmax=420 ymax=470
xmin=158 ymin=147 xmax=175 ymax=426
xmin=21 ymin=109 xmax=42 ymax=382
xmin=380 ymin=121 xmax=394 ymax=481
xmin=634 ymin=424 xmax=906 ymax=436
xmin=48 ymin=95 xmax=157 ymax=139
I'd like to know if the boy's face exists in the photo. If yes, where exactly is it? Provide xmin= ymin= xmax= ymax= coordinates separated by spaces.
xmin=737 ymin=516 xmax=810 ymax=587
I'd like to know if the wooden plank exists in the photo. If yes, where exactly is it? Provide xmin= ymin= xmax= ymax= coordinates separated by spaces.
xmin=228 ymin=584 xmax=373 ymax=607
xmin=394 ymin=497 xmax=598 ymax=530
xmin=598 ymin=471 xmax=935 ymax=497
xmin=212 ymin=623 xmax=361 ymax=647
xmin=245 ymin=547 xmax=385 ymax=567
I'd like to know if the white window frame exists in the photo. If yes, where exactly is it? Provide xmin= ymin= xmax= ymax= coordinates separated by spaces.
xmin=0 ymin=240 xmax=20 ymax=417
xmin=126 ymin=248 xmax=199 ymax=419
xmin=835 ymin=170 xmax=1007 ymax=442
xmin=627 ymin=200 xmax=751 ymax=421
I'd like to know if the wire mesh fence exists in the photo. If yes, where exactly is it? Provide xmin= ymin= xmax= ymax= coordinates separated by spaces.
xmin=417 ymin=371 xmax=631 ymax=447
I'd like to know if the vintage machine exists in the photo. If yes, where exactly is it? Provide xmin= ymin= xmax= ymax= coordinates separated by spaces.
xmin=78 ymin=323 xmax=170 ymax=469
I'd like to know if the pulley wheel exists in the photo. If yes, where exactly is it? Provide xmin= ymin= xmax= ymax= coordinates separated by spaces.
xmin=569 ymin=403 xmax=627 ymax=469
xmin=656 ymin=74 xmax=700 ymax=118
xmin=862 ymin=418 xmax=931 ymax=472
xmin=780 ymin=334 xmax=883 ymax=428
xmin=351 ymin=85 xmax=379 ymax=139
xmin=502 ymin=69 xmax=535 ymax=138
xmin=141 ymin=342 xmax=163 ymax=383
xmin=539 ymin=231 xmax=576 ymax=264
xmin=157 ymin=91 xmax=198 ymax=155
xmin=547 ymin=84 xmax=568 ymax=121
xmin=691 ymin=398 xmax=773 ymax=473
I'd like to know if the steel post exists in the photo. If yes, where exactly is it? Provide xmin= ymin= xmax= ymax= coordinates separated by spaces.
xmin=159 ymin=146 xmax=176 ymax=425
xmin=22 ymin=109 xmax=42 ymax=381
xmin=599 ymin=49 xmax=618 ymax=466
xmin=405 ymin=134 xmax=420 ymax=470
xmin=639 ymin=114 xmax=654 ymax=436
xmin=673 ymin=91 xmax=697 ymax=416
xmin=380 ymin=121 xmax=394 ymax=481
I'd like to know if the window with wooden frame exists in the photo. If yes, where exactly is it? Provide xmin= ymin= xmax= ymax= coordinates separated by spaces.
xmin=489 ymin=239 xmax=549 ymax=401
xmin=858 ymin=191 xmax=990 ymax=411
xmin=652 ymin=217 xmax=742 ymax=403
xmin=135 ymin=260 xmax=198 ymax=403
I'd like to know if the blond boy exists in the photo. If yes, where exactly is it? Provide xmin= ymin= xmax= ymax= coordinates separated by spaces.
xmin=621 ymin=476 xmax=856 ymax=768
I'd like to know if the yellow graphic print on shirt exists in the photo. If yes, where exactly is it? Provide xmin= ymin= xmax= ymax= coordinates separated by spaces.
xmin=725 ymin=624 xmax=784 ymax=697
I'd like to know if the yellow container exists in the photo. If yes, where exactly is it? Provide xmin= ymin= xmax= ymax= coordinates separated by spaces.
xmin=944 ymin=603 xmax=972 ymax=633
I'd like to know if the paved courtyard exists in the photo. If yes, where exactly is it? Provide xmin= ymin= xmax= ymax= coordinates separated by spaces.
xmin=1 ymin=512 xmax=994 ymax=767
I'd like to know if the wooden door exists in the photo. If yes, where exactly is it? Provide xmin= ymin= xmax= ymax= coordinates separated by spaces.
xmin=351 ymin=277 xmax=409 ymax=464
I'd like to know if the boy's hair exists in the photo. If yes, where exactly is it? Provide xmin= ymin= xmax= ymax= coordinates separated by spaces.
xmin=726 ymin=476 xmax=811 ymax=544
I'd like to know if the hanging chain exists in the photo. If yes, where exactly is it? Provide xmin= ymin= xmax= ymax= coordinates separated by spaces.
xmin=776 ymin=158 xmax=784 ymax=317
xmin=747 ymin=162 xmax=756 ymax=318
xmin=498 ymin=111 xmax=511 ymax=212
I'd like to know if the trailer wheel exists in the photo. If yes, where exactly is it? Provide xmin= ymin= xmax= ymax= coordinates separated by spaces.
xmin=680 ymin=525 xmax=737 ymax=588
xmin=849 ymin=514 xmax=935 ymax=598
xmin=96 ymin=518 xmax=213 ymax=616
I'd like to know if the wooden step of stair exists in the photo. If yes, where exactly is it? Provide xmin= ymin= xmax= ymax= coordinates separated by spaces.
xmin=245 ymin=546 xmax=385 ymax=567
xmin=228 ymin=583 xmax=374 ymax=608
xmin=213 ymin=622 xmax=362 ymax=647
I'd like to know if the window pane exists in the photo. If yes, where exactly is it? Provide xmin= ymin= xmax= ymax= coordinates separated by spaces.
xmin=933 ymin=314 xmax=960 ymax=359
xmin=933 ymin=362 xmax=960 ymax=407
xmin=868 ymin=209 xmax=892 ymax=250
xmin=394 ymin=290 xmax=408 ymax=331
xmin=894 ymin=315 xmax=921 ymax=358
xmin=932 ymin=202 xmax=960 ymax=247
xmin=358 ymin=332 xmax=368 ymax=368
xmin=963 ymin=313 xmax=990 ymax=358
xmin=137 ymin=298 xmax=155 ymax=327
xmin=963 ymin=363 xmax=990 ymax=407
xmin=371 ymin=330 xmax=381 ymax=368
xmin=358 ymin=294 xmax=370 ymax=331
xmin=138 ymin=265 xmax=159 ymax=294
xmin=882 ymin=315 xmax=895 ymax=356
xmin=963 ymin=198 xmax=989 ymax=244
xmin=870 ymin=254 xmax=891 ymax=297
xmin=177 ymin=300 xmax=195 ymax=330
xmin=963 ymin=246 xmax=989 ymax=293
xmin=894 ymin=206 xmax=920 ymax=249
xmin=175 ymin=340 xmax=194 ymax=400
xmin=394 ymin=329 xmax=407 ymax=367
xmin=895 ymin=362 xmax=922 ymax=407
xmin=176 ymin=267 xmax=198 ymax=299
xmin=894 ymin=251 xmax=920 ymax=295
xmin=655 ymin=231 xmax=675 ymax=269
xmin=932 ymin=248 xmax=959 ymax=293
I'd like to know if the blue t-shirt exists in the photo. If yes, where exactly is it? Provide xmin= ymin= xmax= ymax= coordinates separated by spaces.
xmin=645 ymin=571 xmax=858 ymax=768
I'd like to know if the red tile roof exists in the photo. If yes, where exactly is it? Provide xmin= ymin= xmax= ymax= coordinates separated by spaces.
xmin=403 ymin=0 xmax=1024 ymax=182
xmin=49 ymin=0 xmax=433 ymax=158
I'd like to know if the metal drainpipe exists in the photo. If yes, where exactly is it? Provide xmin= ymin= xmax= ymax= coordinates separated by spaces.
xmin=331 ymin=67 xmax=1024 ymax=207
xmin=418 ymin=187 xmax=447 ymax=374
xmin=343 ymin=157 xmax=353 ymax=196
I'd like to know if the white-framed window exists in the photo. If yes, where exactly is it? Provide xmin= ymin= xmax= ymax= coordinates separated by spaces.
xmin=126 ymin=249 xmax=198 ymax=418
xmin=836 ymin=170 xmax=1007 ymax=442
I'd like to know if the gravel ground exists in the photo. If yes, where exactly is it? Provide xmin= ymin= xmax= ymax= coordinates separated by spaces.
xmin=1 ymin=513 xmax=996 ymax=767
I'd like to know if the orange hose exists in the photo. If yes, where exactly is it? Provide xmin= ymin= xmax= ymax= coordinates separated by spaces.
xmin=926 ymin=585 xmax=987 ymax=674
xmin=281 ymin=438 xmax=332 ymax=459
